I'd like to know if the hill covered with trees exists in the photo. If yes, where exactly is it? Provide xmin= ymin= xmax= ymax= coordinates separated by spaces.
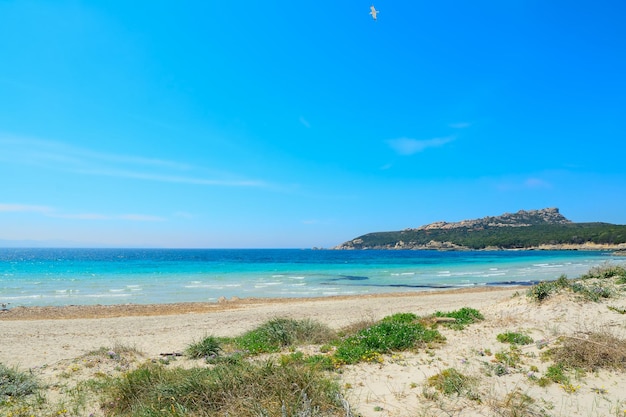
xmin=334 ymin=208 xmax=626 ymax=250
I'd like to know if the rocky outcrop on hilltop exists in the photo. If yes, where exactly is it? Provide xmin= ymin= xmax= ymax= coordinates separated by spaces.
xmin=413 ymin=208 xmax=570 ymax=231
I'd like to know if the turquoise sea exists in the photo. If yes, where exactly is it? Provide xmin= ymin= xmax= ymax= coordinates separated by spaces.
xmin=1 ymin=248 xmax=625 ymax=307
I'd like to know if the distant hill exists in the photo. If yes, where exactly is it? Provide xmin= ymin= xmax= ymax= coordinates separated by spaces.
xmin=334 ymin=208 xmax=626 ymax=250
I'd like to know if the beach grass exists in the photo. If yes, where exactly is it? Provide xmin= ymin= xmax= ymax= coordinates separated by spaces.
xmin=496 ymin=331 xmax=534 ymax=345
xmin=527 ymin=263 xmax=626 ymax=303
xmin=332 ymin=312 xmax=445 ymax=365
xmin=100 ymin=357 xmax=348 ymax=417
xmin=0 ymin=363 xmax=44 ymax=417
xmin=432 ymin=307 xmax=485 ymax=330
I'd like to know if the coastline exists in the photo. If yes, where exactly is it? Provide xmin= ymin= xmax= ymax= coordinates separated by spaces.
xmin=1 ymin=286 xmax=523 ymax=369
xmin=0 ymin=285 xmax=518 ymax=321
xmin=2 ymin=281 xmax=625 ymax=417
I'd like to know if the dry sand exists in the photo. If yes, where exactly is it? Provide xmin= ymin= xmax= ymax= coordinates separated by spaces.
xmin=2 ymin=286 xmax=626 ymax=417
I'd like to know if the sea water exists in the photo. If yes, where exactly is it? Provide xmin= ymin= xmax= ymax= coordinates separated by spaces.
xmin=1 ymin=248 xmax=624 ymax=307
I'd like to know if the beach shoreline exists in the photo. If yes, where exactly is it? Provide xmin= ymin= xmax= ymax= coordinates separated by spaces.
xmin=1 ymin=286 xmax=523 ymax=369
xmin=0 ymin=285 xmax=520 ymax=321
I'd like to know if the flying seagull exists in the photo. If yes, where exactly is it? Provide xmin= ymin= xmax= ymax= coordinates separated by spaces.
xmin=370 ymin=5 xmax=379 ymax=20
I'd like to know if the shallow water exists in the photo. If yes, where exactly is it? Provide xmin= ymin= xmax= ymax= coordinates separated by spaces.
xmin=1 ymin=248 xmax=624 ymax=306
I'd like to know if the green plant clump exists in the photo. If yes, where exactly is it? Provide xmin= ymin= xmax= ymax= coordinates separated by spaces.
xmin=185 ymin=335 xmax=222 ymax=359
xmin=433 ymin=307 xmax=485 ymax=330
xmin=236 ymin=317 xmax=336 ymax=354
xmin=427 ymin=368 xmax=476 ymax=397
xmin=494 ymin=347 xmax=522 ymax=368
xmin=527 ymin=281 xmax=558 ymax=303
xmin=0 ymin=363 xmax=40 ymax=401
xmin=497 ymin=332 xmax=534 ymax=345
xmin=570 ymin=282 xmax=613 ymax=302
xmin=101 ymin=359 xmax=346 ymax=417
xmin=580 ymin=264 xmax=626 ymax=281
xmin=333 ymin=315 xmax=443 ymax=365
xmin=544 ymin=363 xmax=569 ymax=385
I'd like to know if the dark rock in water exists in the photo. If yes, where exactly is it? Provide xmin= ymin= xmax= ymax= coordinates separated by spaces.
xmin=331 ymin=275 xmax=369 ymax=281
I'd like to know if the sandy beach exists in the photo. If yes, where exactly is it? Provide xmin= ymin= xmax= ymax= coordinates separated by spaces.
xmin=2 ymin=284 xmax=626 ymax=417
xmin=1 ymin=287 xmax=516 ymax=367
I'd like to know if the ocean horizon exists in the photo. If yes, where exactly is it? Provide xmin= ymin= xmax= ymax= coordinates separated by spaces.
xmin=1 ymin=248 xmax=625 ymax=307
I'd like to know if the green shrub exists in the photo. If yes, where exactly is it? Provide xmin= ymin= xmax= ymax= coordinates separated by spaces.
xmin=433 ymin=307 xmax=484 ymax=330
xmin=427 ymin=368 xmax=475 ymax=397
xmin=497 ymin=332 xmax=534 ymax=345
xmin=555 ymin=274 xmax=570 ymax=288
xmin=527 ymin=281 xmax=557 ymax=302
xmin=0 ymin=363 xmax=40 ymax=400
xmin=380 ymin=312 xmax=419 ymax=323
xmin=333 ymin=320 xmax=443 ymax=365
xmin=545 ymin=363 xmax=569 ymax=384
xmin=185 ymin=335 xmax=221 ymax=359
xmin=236 ymin=318 xmax=336 ymax=354
xmin=580 ymin=264 xmax=626 ymax=281
xmin=100 ymin=359 xmax=346 ymax=417
xmin=570 ymin=282 xmax=613 ymax=302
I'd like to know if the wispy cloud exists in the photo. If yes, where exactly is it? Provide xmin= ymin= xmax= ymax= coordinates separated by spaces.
xmin=299 ymin=116 xmax=311 ymax=128
xmin=0 ymin=135 xmax=268 ymax=188
xmin=449 ymin=122 xmax=471 ymax=129
xmin=0 ymin=203 xmax=52 ymax=213
xmin=386 ymin=136 xmax=454 ymax=156
xmin=524 ymin=178 xmax=552 ymax=189
xmin=0 ymin=202 xmax=165 ymax=222
xmin=495 ymin=177 xmax=553 ymax=191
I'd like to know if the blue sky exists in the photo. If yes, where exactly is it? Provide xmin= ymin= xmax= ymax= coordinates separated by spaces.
xmin=1 ymin=1 xmax=625 ymax=248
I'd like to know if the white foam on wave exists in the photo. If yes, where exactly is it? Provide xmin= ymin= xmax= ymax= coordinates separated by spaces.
xmin=184 ymin=283 xmax=242 ymax=289
xmin=3 ymin=294 xmax=43 ymax=300
xmin=254 ymin=282 xmax=284 ymax=288
xmin=478 ymin=272 xmax=506 ymax=277
xmin=531 ymin=263 xmax=564 ymax=269
xmin=84 ymin=294 xmax=132 ymax=299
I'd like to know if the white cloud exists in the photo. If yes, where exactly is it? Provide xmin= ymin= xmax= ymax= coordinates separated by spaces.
xmin=386 ymin=136 xmax=454 ymax=156
xmin=0 ymin=203 xmax=52 ymax=213
xmin=449 ymin=122 xmax=471 ymax=129
xmin=0 ymin=202 xmax=165 ymax=222
xmin=0 ymin=135 xmax=268 ymax=188
xmin=47 ymin=212 xmax=111 ymax=220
